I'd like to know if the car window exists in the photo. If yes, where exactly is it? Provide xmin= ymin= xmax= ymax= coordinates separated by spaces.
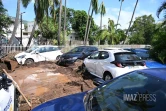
xmin=99 ymin=51 xmax=109 ymax=59
xmin=25 ymin=46 xmax=38 ymax=53
xmin=70 ymin=47 xmax=85 ymax=53
xmin=38 ymin=47 xmax=47 ymax=53
xmin=48 ymin=47 xmax=59 ymax=52
xmin=87 ymin=47 xmax=98 ymax=52
xmin=114 ymin=52 xmax=141 ymax=61
xmin=90 ymin=71 xmax=166 ymax=111
xmin=89 ymin=52 xmax=99 ymax=59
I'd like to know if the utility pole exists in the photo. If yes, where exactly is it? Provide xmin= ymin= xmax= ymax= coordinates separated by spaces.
xmin=20 ymin=12 xmax=25 ymax=45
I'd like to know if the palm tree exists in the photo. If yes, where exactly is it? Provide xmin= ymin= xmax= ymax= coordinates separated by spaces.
xmin=63 ymin=0 xmax=67 ymax=46
xmin=99 ymin=1 xmax=106 ymax=29
xmin=58 ymin=0 xmax=62 ymax=46
xmin=116 ymin=0 xmax=124 ymax=29
xmin=84 ymin=0 xmax=92 ymax=45
xmin=9 ymin=0 xmax=20 ymax=44
xmin=21 ymin=0 xmax=59 ymax=47
xmin=96 ymin=19 xmax=118 ymax=45
xmin=85 ymin=0 xmax=99 ymax=45
xmin=123 ymin=0 xmax=139 ymax=44
xmin=157 ymin=1 xmax=166 ymax=25
xmin=98 ymin=1 xmax=106 ymax=45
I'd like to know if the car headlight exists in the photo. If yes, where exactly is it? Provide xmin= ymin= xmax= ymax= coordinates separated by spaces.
xmin=67 ymin=57 xmax=78 ymax=60
xmin=18 ymin=55 xmax=26 ymax=58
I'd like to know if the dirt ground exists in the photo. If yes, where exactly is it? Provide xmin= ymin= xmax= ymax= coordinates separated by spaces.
xmin=0 ymin=60 xmax=96 ymax=111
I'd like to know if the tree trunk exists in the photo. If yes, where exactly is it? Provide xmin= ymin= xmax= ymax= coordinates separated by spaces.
xmin=58 ymin=0 xmax=62 ymax=46
xmin=116 ymin=0 xmax=123 ymax=29
xmin=85 ymin=9 xmax=94 ymax=45
xmin=99 ymin=14 xmax=102 ymax=45
xmin=84 ymin=0 xmax=92 ymax=45
xmin=124 ymin=0 xmax=138 ymax=44
xmin=9 ymin=0 xmax=20 ymax=44
xmin=63 ymin=0 xmax=67 ymax=46
xmin=26 ymin=21 xmax=36 ymax=48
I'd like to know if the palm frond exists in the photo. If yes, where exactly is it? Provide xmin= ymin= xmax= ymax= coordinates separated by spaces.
xmin=157 ymin=1 xmax=166 ymax=18
xmin=99 ymin=1 xmax=106 ymax=16
xmin=91 ymin=0 xmax=99 ymax=14
xmin=21 ymin=0 xmax=32 ymax=8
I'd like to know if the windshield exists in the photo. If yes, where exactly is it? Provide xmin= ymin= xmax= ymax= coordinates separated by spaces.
xmin=115 ymin=53 xmax=141 ymax=61
xmin=25 ymin=46 xmax=38 ymax=53
xmin=87 ymin=71 xmax=166 ymax=111
xmin=70 ymin=47 xmax=85 ymax=53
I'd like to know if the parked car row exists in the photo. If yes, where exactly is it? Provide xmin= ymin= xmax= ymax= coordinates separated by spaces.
xmin=12 ymin=45 xmax=166 ymax=111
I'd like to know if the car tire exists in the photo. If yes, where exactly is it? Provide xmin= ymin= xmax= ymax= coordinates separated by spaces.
xmin=103 ymin=72 xmax=113 ymax=81
xmin=56 ymin=55 xmax=61 ymax=61
xmin=82 ymin=64 xmax=88 ymax=74
xmin=25 ymin=58 xmax=34 ymax=65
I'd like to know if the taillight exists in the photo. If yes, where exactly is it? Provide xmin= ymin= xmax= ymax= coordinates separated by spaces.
xmin=143 ymin=62 xmax=146 ymax=66
xmin=111 ymin=61 xmax=123 ymax=68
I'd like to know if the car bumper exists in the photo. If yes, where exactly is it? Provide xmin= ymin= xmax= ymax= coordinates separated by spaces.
xmin=108 ymin=66 xmax=147 ymax=78
xmin=58 ymin=58 xmax=76 ymax=65
xmin=15 ymin=57 xmax=26 ymax=65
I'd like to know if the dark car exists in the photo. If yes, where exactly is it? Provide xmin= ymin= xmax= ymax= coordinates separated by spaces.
xmin=32 ymin=68 xmax=166 ymax=111
xmin=124 ymin=48 xmax=149 ymax=60
xmin=58 ymin=46 xmax=98 ymax=65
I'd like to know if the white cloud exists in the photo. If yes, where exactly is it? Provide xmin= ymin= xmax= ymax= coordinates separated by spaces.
xmin=94 ymin=7 xmax=155 ymax=29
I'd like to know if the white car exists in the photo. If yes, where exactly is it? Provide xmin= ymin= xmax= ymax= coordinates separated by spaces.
xmin=83 ymin=49 xmax=147 ymax=80
xmin=15 ymin=45 xmax=63 ymax=65
xmin=0 ymin=73 xmax=19 ymax=111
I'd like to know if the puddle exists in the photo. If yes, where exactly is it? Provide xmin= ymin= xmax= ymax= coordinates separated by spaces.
xmin=24 ymin=86 xmax=49 ymax=96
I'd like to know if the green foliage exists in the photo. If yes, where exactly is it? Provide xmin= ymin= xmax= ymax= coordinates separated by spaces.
xmin=0 ymin=1 xmax=13 ymax=35
xmin=157 ymin=1 xmax=166 ymax=26
xmin=71 ymin=10 xmax=96 ymax=42
xmin=39 ymin=17 xmax=58 ymax=39
xmin=96 ymin=19 xmax=126 ymax=45
xmin=150 ymin=25 xmax=166 ymax=64
xmin=129 ymin=15 xmax=156 ymax=44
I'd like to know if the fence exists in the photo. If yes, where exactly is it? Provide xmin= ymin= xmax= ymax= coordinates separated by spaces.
xmin=0 ymin=44 xmax=151 ymax=55
xmin=0 ymin=45 xmax=29 ymax=55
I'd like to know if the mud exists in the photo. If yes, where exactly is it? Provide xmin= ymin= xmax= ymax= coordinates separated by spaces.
xmin=5 ymin=61 xmax=96 ymax=111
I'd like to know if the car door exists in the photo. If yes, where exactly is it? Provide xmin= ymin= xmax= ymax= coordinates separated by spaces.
xmin=35 ymin=47 xmax=48 ymax=62
xmin=46 ymin=47 xmax=61 ymax=61
xmin=85 ymin=51 xmax=99 ymax=74
xmin=95 ymin=51 xmax=110 ymax=77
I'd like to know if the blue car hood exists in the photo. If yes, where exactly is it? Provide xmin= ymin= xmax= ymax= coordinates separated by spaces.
xmin=32 ymin=92 xmax=86 ymax=111
xmin=145 ymin=60 xmax=166 ymax=68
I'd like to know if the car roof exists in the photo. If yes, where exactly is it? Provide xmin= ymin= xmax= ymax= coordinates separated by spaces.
xmin=75 ymin=46 xmax=97 ymax=48
xmin=138 ymin=68 xmax=166 ymax=81
xmin=36 ymin=45 xmax=58 ymax=48
xmin=104 ymin=47 xmax=123 ymax=50
xmin=101 ymin=49 xmax=131 ymax=53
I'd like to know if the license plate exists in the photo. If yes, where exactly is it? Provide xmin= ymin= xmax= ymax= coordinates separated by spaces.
xmin=128 ymin=66 xmax=139 ymax=69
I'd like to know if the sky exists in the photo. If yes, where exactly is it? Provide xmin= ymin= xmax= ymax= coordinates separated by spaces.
xmin=2 ymin=0 xmax=165 ymax=29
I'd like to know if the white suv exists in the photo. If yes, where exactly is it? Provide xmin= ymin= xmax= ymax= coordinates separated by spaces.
xmin=83 ymin=49 xmax=147 ymax=80
xmin=15 ymin=45 xmax=63 ymax=65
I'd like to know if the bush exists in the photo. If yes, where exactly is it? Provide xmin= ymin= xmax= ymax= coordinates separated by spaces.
xmin=150 ymin=31 xmax=166 ymax=64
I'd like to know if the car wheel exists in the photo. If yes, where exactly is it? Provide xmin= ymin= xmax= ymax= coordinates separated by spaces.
xmin=103 ymin=72 xmax=113 ymax=81
xmin=25 ymin=58 xmax=34 ymax=65
xmin=56 ymin=55 xmax=61 ymax=61
xmin=82 ymin=64 xmax=88 ymax=74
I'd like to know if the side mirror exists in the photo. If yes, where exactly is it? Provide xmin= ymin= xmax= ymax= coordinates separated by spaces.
xmin=93 ymin=78 xmax=105 ymax=86
xmin=35 ymin=50 xmax=39 ymax=54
